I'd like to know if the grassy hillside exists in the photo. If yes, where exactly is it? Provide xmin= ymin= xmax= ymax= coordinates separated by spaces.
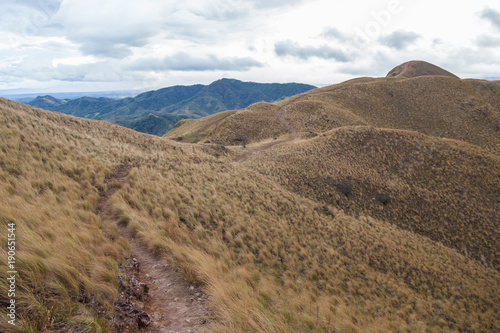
xmin=173 ymin=76 xmax=500 ymax=154
xmin=120 ymin=113 xmax=190 ymax=137
xmin=386 ymin=60 xmax=459 ymax=78
xmin=166 ymin=109 xmax=239 ymax=143
xmin=28 ymin=95 xmax=69 ymax=109
xmin=240 ymin=126 xmax=500 ymax=268
xmin=164 ymin=102 xmax=287 ymax=144
xmin=2 ymin=97 xmax=499 ymax=332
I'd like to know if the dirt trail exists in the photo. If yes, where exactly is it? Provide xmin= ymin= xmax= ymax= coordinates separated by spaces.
xmin=233 ymin=97 xmax=301 ymax=162
xmin=128 ymin=240 xmax=210 ymax=333
xmin=96 ymin=160 xmax=211 ymax=332
xmin=232 ymin=83 xmax=367 ymax=162
xmin=395 ymin=61 xmax=411 ymax=77
xmin=276 ymin=103 xmax=297 ymax=141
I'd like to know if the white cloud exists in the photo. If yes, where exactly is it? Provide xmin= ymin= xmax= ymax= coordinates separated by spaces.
xmin=379 ymin=30 xmax=421 ymax=50
xmin=0 ymin=0 xmax=499 ymax=93
xmin=45 ymin=0 xmax=171 ymax=59
xmin=127 ymin=53 xmax=263 ymax=72
xmin=274 ymin=40 xmax=349 ymax=62
xmin=481 ymin=8 xmax=500 ymax=30
xmin=476 ymin=35 xmax=500 ymax=48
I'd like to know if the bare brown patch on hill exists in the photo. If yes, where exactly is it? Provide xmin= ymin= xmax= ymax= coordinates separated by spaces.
xmin=386 ymin=60 xmax=459 ymax=79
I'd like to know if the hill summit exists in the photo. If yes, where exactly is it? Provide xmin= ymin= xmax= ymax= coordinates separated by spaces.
xmin=386 ymin=60 xmax=459 ymax=78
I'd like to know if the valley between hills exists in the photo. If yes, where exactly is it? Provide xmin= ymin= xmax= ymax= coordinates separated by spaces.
xmin=0 ymin=60 xmax=499 ymax=332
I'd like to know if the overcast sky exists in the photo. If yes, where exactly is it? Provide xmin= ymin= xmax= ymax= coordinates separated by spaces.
xmin=1 ymin=0 xmax=499 ymax=94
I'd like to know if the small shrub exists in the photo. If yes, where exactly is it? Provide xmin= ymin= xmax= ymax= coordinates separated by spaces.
xmin=117 ymin=214 xmax=131 ymax=227
xmin=376 ymin=194 xmax=391 ymax=205
xmin=336 ymin=181 xmax=353 ymax=197
xmin=233 ymin=135 xmax=249 ymax=148
xmin=213 ymin=140 xmax=226 ymax=148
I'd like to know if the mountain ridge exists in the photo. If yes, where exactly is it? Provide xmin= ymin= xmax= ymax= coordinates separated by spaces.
xmin=27 ymin=79 xmax=316 ymax=136
xmin=167 ymin=73 xmax=499 ymax=154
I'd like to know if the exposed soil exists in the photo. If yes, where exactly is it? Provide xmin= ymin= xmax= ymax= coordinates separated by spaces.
xmin=96 ymin=160 xmax=212 ymax=332
xmin=395 ymin=61 xmax=411 ymax=77
xmin=94 ymin=159 xmax=138 ymax=216
xmin=129 ymin=239 xmax=211 ymax=332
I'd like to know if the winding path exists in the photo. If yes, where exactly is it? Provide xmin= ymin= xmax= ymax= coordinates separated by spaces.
xmin=232 ymin=80 xmax=376 ymax=162
xmin=233 ymin=85 xmax=350 ymax=162
xmin=96 ymin=161 xmax=211 ymax=332
xmin=233 ymin=97 xmax=301 ymax=162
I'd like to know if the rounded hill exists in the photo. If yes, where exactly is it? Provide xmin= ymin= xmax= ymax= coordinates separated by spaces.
xmin=386 ymin=60 xmax=459 ymax=79
xmin=240 ymin=126 xmax=500 ymax=268
xmin=168 ymin=75 xmax=500 ymax=155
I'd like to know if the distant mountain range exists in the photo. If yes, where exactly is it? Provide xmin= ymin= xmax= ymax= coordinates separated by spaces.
xmin=26 ymin=79 xmax=316 ymax=136
xmin=2 ymin=90 xmax=140 ymax=103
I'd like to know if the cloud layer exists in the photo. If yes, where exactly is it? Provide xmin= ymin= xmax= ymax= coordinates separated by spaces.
xmin=481 ymin=8 xmax=500 ymax=29
xmin=0 ymin=0 xmax=499 ymax=93
xmin=379 ymin=30 xmax=421 ymax=50
xmin=274 ymin=40 xmax=349 ymax=62
xmin=128 ymin=53 xmax=263 ymax=72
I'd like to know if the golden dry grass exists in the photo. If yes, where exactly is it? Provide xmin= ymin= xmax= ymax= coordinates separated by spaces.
xmin=239 ymin=126 xmax=500 ymax=268
xmin=386 ymin=60 xmax=459 ymax=78
xmin=165 ymin=109 xmax=238 ymax=143
xmin=0 ymin=97 xmax=499 ymax=333
xmin=170 ymin=76 xmax=500 ymax=154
